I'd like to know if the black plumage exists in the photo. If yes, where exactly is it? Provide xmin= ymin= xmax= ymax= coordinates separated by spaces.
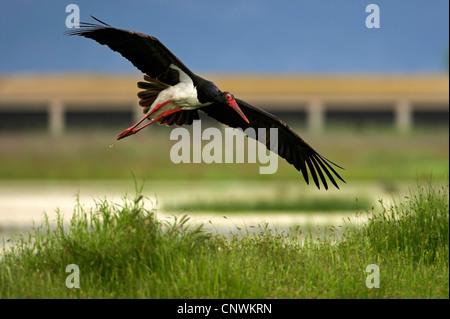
xmin=67 ymin=17 xmax=345 ymax=189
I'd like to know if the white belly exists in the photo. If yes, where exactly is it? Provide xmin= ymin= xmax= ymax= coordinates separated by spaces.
xmin=149 ymin=64 xmax=211 ymax=116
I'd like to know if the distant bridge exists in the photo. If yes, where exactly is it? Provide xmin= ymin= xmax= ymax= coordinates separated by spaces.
xmin=0 ymin=73 xmax=448 ymax=135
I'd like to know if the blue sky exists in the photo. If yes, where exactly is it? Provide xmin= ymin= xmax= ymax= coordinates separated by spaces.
xmin=0 ymin=0 xmax=448 ymax=74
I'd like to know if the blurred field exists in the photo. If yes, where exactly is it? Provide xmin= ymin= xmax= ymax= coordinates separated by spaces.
xmin=1 ymin=73 xmax=448 ymax=96
xmin=0 ymin=94 xmax=448 ymax=300
xmin=0 ymin=127 xmax=447 ymax=182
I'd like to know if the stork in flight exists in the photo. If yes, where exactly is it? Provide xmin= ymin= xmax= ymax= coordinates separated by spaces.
xmin=67 ymin=17 xmax=345 ymax=189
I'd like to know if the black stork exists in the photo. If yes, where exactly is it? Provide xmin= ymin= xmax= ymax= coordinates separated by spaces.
xmin=67 ymin=17 xmax=345 ymax=189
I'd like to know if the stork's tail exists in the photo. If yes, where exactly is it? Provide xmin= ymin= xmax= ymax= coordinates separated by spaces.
xmin=136 ymin=75 xmax=199 ymax=126
xmin=137 ymin=75 xmax=169 ymax=114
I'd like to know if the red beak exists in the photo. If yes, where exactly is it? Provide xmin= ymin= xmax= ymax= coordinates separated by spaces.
xmin=229 ymin=100 xmax=250 ymax=124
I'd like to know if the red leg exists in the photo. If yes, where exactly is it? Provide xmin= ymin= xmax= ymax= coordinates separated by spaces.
xmin=117 ymin=107 xmax=182 ymax=140
xmin=117 ymin=100 xmax=172 ymax=140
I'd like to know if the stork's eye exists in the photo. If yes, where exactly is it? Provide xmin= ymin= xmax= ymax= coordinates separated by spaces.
xmin=225 ymin=94 xmax=232 ymax=100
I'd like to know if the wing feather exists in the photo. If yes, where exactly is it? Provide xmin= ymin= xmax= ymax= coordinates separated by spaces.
xmin=201 ymin=99 xmax=345 ymax=189
xmin=66 ymin=17 xmax=194 ymax=85
xmin=67 ymin=17 xmax=345 ymax=189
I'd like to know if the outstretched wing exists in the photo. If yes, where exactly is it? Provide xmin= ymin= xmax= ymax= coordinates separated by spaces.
xmin=66 ymin=17 xmax=194 ymax=85
xmin=201 ymin=99 xmax=345 ymax=189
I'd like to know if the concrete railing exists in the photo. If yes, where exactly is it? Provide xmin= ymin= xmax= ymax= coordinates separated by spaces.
xmin=0 ymin=74 xmax=448 ymax=135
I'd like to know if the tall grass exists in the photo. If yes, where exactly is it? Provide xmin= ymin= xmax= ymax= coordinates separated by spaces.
xmin=0 ymin=182 xmax=448 ymax=298
xmin=358 ymin=183 xmax=449 ymax=265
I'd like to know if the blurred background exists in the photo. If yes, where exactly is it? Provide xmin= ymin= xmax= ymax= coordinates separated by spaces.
xmin=0 ymin=1 xmax=448 ymax=237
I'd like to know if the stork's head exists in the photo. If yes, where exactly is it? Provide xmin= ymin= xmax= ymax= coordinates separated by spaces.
xmin=215 ymin=91 xmax=250 ymax=124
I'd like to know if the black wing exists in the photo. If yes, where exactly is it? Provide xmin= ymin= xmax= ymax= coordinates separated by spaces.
xmin=201 ymin=99 xmax=345 ymax=189
xmin=65 ymin=17 xmax=194 ymax=85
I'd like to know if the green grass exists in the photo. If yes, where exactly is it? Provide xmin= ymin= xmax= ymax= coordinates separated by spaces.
xmin=0 ymin=128 xmax=448 ymax=181
xmin=164 ymin=196 xmax=372 ymax=213
xmin=1 ymin=182 xmax=448 ymax=298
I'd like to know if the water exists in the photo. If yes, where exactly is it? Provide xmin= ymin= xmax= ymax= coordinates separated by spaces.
xmin=0 ymin=180 xmax=401 ymax=243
